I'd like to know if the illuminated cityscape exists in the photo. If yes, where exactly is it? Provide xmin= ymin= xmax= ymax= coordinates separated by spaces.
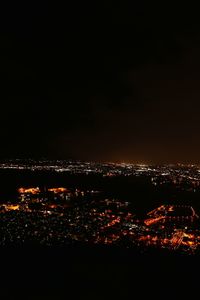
xmin=1 ymin=159 xmax=200 ymax=255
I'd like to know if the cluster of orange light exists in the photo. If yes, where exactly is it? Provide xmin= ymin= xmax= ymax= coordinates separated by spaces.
xmin=147 ymin=205 xmax=164 ymax=216
xmin=48 ymin=187 xmax=68 ymax=193
xmin=170 ymin=231 xmax=199 ymax=250
xmin=168 ymin=206 xmax=174 ymax=212
xmin=18 ymin=187 xmax=40 ymax=194
xmin=138 ymin=233 xmax=200 ymax=250
xmin=101 ymin=216 xmax=121 ymax=229
xmin=184 ymin=233 xmax=195 ymax=239
xmin=145 ymin=205 xmax=199 ymax=227
xmin=4 ymin=204 xmax=20 ymax=211
xmin=144 ymin=216 xmax=165 ymax=226
xmin=139 ymin=235 xmax=151 ymax=241
xmin=48 ymin=204 xmax=58 ymax=209
xmin=182 ymin=240 xmax=195 ymax=247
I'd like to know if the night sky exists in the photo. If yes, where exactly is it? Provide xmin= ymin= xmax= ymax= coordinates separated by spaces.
xmin=1 ymin=2 xmax=200 ymax=163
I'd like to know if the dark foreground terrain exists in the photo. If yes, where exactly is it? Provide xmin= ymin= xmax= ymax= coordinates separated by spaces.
xmin=1 ymin=244 xmax=199 ymax=300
